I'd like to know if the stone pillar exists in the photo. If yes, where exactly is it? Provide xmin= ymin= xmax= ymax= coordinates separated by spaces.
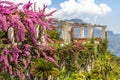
xmin=87 ymin=24 xmax=93 ymax=38
xmin=102 ymin=26 xmax=106 ymax=39
xmin=41 ymin=26 xmax=47 ymax=45
xmin=61 ymin=26 xmax=65 ymax=40
xmin=63 ymin=22 xmax=72 ymax=43
xmin=8 ymin=27 xmax=15 ymax=44
xmin=36 ymin=25 xmax=40 ymax=38
xmin=80 ymin=25 xmax=84 ymax=38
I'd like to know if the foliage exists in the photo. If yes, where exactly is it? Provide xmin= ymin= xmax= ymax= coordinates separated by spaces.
xmin=85 ymin=52 xmax=120 ymax=80
xmin=54 ymin=39 xmax=120 ymax=80
xmin=32 ymin=58 xmax=59 ymax=80
xmin=97 ymin=39 xmax=108 ymax=54
xmin=55 ymin=43 xmax=86 ymax=73
xmin=47 ymin=27 xmax=60 ymax=40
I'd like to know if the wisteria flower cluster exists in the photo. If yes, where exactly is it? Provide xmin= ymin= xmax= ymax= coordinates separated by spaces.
xmin=0 ymin=1 xmax=57 ymax=79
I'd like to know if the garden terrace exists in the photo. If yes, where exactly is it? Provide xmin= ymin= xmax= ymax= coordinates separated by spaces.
xmin=55 ymin=20 xmax=107 ymax=43
xmin=1 ymin=1 xmax=120 ymax=80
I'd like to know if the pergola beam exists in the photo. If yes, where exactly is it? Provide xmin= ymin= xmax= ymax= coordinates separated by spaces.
xmin=55 ymin=20 xmax=107 ymax=43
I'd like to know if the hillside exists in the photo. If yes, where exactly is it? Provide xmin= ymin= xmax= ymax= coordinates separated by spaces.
xmin=107 ymin=31 xmax=120 ymax=56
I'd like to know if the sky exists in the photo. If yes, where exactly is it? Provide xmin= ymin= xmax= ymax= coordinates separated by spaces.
xmin=1 ymin=0 xmax=120 ymax=34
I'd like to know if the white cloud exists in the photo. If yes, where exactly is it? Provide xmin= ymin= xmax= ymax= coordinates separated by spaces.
xmin=53 ymin=0 xmax=111 ymax=20
xmin=0 ymin=0 xmax=111 ymax=20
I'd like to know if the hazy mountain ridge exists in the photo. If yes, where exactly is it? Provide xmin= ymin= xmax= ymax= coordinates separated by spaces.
xmin=65 ymin=19 xmax=120 ymax=56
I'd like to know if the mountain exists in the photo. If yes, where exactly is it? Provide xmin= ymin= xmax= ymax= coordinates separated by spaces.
xmin=67 ymin=19 xmax=120 ymax=56
xmin=66 ymin=19 xmax=84 ymax=23
xmin=107 ymin=31 xmax=120 ymax=56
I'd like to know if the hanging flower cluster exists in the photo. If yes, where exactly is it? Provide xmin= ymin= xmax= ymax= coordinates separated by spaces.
xmin=0 ymin=1 xmax=57 ymax=79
